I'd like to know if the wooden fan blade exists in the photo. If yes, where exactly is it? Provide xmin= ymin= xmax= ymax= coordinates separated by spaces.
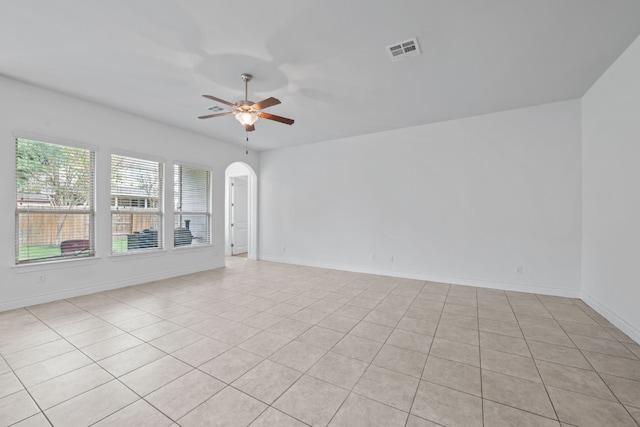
xmin=198 ymin=112 xmax=234 ymax=119
xmin=202 ymin=95 xmax=239 ymax=111
xmin=258 ymin=112 xmax=294 ymax=125
xmin=245 ymin=124 xmax=256 ymax=132
xmin=251 ymin=97 xmax=281 ymax=111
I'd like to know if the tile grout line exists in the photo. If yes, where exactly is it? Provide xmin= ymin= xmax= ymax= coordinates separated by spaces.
xmin=274 ymin=275 xmax=399 ymax=426
xmin=151 ymin=273 xmax=346 ymax=425
xmin=0 ymin=352 xmax=55 ymax=426
xmin=476 ymin=288 xmax=485 ymax=427
xmin=162 ymin=272 xmax=370 ymax=426
xmin=548 ymin=298 xmax=640 ymax=424
xmin=419 ymin=295 xmax=614 ymax=423
xmin=405 ymin=280 xmax=449 ymax=427
xmin=15 ymin=293 xmax=196 ymax=425
xmin=506 ymin=292 xmax=561 ymax=423
xmin=4 ymin=260 xmax=639 ymax=427
xmin=325 ymin=278 xmax=422 ymax=426
xmin=475 ymin=292 xmax=570 ymax=424
xmin=257 ymin=276 xmax=422 ymax=425
xmin=18 ymin=311 xmax=176 ymax=425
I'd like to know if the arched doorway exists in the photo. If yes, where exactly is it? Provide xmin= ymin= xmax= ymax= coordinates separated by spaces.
xmin=224 ymin=162 xmax=257 ymax=260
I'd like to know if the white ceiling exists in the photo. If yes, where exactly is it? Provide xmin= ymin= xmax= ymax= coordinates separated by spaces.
xmin=2 ymin=1 xmax=640 ymax=151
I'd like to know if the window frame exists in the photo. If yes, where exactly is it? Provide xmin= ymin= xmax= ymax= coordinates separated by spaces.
xmin=14 ymin=135 xmax=96 ymax=265
xmin=110 ymin=150 xmax=165 ymax=255
xmin=173 ymin=161 xmax=213 ymax=248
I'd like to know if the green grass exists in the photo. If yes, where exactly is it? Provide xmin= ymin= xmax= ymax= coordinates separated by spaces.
xmin=112 ymin=237 xmax=128 ymax=252
xmin=18 ymin=245 xmax=62 ymax=261
xmin=19 ymin=237 xmax=144 ymax=261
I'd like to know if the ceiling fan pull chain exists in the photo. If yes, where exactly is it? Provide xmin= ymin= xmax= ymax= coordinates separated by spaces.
xmin=245 ymin=132 xmax=249 ymax=155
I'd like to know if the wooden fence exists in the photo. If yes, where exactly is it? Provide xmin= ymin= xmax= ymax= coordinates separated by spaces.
xmin=18 ymin=212 xmax=156 ymax=247
xmin=111 ymin=213 xmax=157 ymax=237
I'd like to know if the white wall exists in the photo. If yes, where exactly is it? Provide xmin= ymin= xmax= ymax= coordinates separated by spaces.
xmin=582 ymin=35 xmax=640 ymax=342
xmin=259 ymin=100 xmax=582 ymax=296
xmin=0 ymin=76 xmax=258 ymax=311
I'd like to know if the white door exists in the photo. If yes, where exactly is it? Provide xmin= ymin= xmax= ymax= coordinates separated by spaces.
xmin=230 ymin=176 xmax=249 ymax=255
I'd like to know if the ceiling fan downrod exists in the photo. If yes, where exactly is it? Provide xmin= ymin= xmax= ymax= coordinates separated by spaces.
xmin=241 ymin=73 xmax=252 ymax=103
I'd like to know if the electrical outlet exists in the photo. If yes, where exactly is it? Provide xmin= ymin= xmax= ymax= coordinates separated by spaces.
xmin=37 ymin=273 xmax=46 ymax=283
xmin=516 ymin=266 xmax=523 ymax=274
xmin=389 ymin=255 xmax=394 ymax=262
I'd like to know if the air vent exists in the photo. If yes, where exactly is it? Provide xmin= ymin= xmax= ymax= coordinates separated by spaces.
xmin=386 ymin=37 xmax=421 ymax=62
xmin=207 ymin=105 xmax=226 ymax=112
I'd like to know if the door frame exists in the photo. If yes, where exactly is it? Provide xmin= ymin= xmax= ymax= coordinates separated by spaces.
xmin=224 ymin=162 xmax=257 ymax=260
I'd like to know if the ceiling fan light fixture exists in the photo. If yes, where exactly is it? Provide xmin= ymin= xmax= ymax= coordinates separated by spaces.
xmin=235 ymin=111 xmax=259 ymax=126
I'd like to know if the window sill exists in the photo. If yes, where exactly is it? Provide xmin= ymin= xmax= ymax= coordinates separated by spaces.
xmin=109 ymin=249 xmax=167 ymax=261
xmin=173 ymin=244 xmax=214 ymax=254
xmin=12 ymin=256 xmax=100 ymax=273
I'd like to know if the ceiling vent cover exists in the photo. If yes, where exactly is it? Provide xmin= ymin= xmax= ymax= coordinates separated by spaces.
xmin=386 ymin=37 xmax=421 ymax=62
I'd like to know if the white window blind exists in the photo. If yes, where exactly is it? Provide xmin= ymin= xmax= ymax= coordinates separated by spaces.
xmin=174 ymin=164 xmax=211 ymax=246
xmin=15 ymin=138 xmax=95 ymax=263
xmin=111 ymin=154 xmax=163 ymax=253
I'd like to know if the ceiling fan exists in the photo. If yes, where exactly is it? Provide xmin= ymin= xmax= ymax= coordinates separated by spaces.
xmin=198 ymin=73 xmax=294 ymax=132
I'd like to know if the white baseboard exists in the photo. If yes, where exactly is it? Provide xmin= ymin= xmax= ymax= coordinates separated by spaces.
xmin=258 ymin=255 xmax=581 ymax=298
xmin=580 ymin=290 xmax=640 ymax=344
xmin=0 ymin=262 xmax=224 ymax=312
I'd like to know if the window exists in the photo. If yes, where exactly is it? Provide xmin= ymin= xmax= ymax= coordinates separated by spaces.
xmin=174 ymin=164 xmax=211 ymax=246
xmin=15 ymin=138 xmax=95 ymax=263
xmin=111 ymin=154 xmax=163 ymax=253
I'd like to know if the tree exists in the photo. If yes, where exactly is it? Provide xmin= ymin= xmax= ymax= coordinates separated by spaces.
xmin=110 ymin=154 xmax=161 ymax=208
xmin=135 ymin=167 xmax=160 ymax=208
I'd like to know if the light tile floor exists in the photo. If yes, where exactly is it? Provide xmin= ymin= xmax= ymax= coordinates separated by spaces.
xmin=1 ymin=257 xmax=640 ymax=426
